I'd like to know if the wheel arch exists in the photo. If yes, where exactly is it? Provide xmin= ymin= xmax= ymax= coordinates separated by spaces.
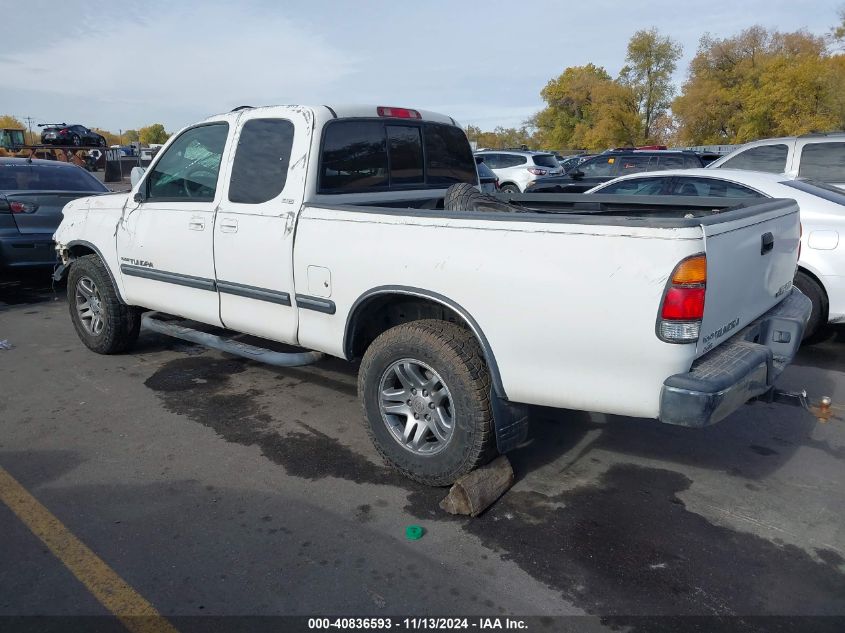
xmin=343 ymin=286 xmax=507 ymax=399
xmin=60 ymin=240 xmax=127 ymax=304
xmin=797 ymin=265 xmax=829 ymax=303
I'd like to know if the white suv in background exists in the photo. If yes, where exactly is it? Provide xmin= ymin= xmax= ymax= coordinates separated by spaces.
xmin=473 ymin=150 xmax=561 ymax=192
xmin=709 ymin=133 xmax=845 ymax=190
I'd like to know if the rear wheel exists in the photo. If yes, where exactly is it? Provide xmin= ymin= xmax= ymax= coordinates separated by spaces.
xmin=72 ymin=134 xmax=81 ymax=146
xmin=499 ymin=183 xmax=520 ymax=194
xmin=358 ymin=320 xmax=497 ymax=486
xmin=67 ymin=255 xmax=141 ymax=354
xmin=793 ymin=270 xmax=827 ymax=341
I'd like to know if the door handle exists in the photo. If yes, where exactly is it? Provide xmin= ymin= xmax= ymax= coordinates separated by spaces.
xmin=188 ymin=216 xmax=205 ymax=231
xmin=761 ymin=232 xmax=774 ymax=255
xmin=219 ymin=218 xmax=238 ymax=233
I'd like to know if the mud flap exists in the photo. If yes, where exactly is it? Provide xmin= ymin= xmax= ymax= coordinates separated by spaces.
xmin=491 ymin=389 xmax=529 ymax=453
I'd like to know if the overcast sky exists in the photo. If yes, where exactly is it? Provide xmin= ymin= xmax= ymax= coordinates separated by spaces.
xmin=3 ymin=0 xmax=840 ymax=134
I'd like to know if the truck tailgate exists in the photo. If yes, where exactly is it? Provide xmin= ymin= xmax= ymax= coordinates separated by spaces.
xmin=698 ymin=199 xmax=801 ymax=356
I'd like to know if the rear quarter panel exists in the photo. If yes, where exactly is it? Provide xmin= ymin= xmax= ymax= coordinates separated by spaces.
xmin=293 ymin=207 xmax=705 ymax=418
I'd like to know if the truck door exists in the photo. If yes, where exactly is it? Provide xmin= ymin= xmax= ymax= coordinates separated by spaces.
xmin=116 ymin=121 xmax=232 ymax=325
xmin=213 ymin=110 xmax=311 ymax=343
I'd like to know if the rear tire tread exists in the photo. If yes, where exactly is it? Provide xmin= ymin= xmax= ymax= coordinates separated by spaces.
xmin=358 ymin=319 xmax=496 ymax=486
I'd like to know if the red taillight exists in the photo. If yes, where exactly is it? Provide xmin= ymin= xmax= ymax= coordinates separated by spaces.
xmin=9 ymin=201 xmax=38 ymax=214
xmin=527 ymin=167 xmax=547 ymax=176
xmin=661 ymin=287 xmax=706 ymax=320
xmin=59 ymin=128 xmax=68 ymax=136
xmin=377 ymin=106 xmax=421 ymax=119
xmin=658 ymin=254 xmax=706 ymax=343
xmin=495 ymin=178 xmax=500 ymax=190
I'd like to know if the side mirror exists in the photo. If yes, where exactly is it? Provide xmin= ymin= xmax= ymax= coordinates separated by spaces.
xmin=570 ymin=170 xmax=585 ymax=180
xmin=130 ymin=166 xmax=147 ymax=188
xmin=474 ymin=156 xmax=485 ymax=164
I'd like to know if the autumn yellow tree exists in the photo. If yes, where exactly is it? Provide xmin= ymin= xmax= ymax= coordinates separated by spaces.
xmin=673 ymin=27 xmax=845 ymax=144
xmin=139 ymin=124 xmax=170 ymax=145
xmin=531 ymin=63 xmax=642 ymax=151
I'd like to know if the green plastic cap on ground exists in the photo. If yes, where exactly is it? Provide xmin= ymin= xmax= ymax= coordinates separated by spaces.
xmin=405 ymin=525 xmax=424 ymax=540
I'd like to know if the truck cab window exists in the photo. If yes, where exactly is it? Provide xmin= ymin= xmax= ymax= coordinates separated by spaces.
xmin=424 ymin=124 xmax=476 ymax=185
xmin=387 ymin=125 xmax=424 ymax=185
xmin=228 ymin=118 xmax=295 ymax=203
xmin=721 ymin=144 xmax=788 ymax=173
xmin=320 ymin=121 xmax=388 ymax=192
xmin=147 ymin=123 xmax=229 ymax=201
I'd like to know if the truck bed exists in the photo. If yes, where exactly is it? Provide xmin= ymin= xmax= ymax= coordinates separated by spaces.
xmin=354 ymin=194 xmax=794 ymax=226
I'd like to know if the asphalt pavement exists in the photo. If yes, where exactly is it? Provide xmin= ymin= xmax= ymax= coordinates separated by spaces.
xmin=1 ymin=271 xmax=844 ymax=632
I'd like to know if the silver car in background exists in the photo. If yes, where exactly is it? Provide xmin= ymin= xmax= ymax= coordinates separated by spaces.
xmin=473 ymin=150 xmax=561 ymax=193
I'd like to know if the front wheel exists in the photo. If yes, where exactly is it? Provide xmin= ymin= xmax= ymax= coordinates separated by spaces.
xmin=358 ymin=320 xmax=497 ymax=486
xmin=67 ymin=255 xmax=141 ymax=354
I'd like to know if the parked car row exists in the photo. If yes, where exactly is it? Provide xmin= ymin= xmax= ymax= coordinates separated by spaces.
xmin=709 ymin=132 xmax=845 ymax=190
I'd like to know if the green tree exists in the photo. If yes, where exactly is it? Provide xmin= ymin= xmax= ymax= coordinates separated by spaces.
xmin=618 ymin=28 xmax=683 ymax=142
xmin=139 ymin=124 xmax=170 ymax=145
xmin=123 ymin=129 xmax=140 ymax=143
xmin=531 ymin=64 xmax=642 ymax=150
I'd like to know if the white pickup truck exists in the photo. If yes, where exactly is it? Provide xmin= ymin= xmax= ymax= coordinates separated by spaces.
xmin=53 ymin=104 xmax=811 ymax=485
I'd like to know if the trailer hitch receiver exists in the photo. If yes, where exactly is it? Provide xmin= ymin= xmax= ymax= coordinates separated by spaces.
xmin=762 ymin=389 xmax=837 ymax=423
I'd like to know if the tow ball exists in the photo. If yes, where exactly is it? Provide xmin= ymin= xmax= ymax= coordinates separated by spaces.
xmin=762 ymin=389 xmax=839 ymax=423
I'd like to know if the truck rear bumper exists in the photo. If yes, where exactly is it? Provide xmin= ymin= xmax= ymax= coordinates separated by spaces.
xmin=659 ymin=288 xmax=812 ymax=428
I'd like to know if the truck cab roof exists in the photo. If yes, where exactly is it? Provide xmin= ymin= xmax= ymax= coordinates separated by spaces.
xmin=204 ymin=104 xmax=458 ymax=130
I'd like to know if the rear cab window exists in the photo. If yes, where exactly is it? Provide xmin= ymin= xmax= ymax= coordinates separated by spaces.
xmin=318 ymin=120 xmax=476 ymax=193
xmin=720 ymin=144 xmax=789 ymax=173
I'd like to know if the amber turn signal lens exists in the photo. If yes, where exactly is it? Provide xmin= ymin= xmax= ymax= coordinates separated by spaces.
xmin=671 ymin=255 xmax=707 ymax=285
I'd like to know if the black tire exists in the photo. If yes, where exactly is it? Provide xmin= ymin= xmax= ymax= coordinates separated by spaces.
xmin=499 ymin=183 xmax=520 ymax=194
xmin=358 ymin=319 xmax=497 ymax=486
xmin=794 ymin=270 xmax=827 ymax=341
xmin=67 ymin=255 xmax=141 ymax=354
xmin=72 ymin=134 xmax=81 ymax=146
xmin=443 ymin=182 xmax=526 ymax=214
xmin=98 ymin=136 xmax=106 ymax=147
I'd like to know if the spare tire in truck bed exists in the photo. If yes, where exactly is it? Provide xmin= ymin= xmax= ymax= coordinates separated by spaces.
xmin=443 ymin=183 xmax=526 ymax=214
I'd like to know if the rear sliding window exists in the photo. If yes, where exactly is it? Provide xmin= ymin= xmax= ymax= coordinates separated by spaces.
xmin=0 ymin=164 xmax=107 ymax=192
xmin=319 ymin=120 xmax=475 ymax=192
